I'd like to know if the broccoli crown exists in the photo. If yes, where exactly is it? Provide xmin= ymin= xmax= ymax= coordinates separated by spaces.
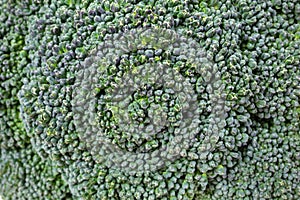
xmin=1 ymin=0 xmax=300 ymax=199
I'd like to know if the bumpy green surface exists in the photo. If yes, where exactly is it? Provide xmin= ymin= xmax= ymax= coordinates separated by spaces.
xmin=1 ymin=0 xmax=300 ymax=199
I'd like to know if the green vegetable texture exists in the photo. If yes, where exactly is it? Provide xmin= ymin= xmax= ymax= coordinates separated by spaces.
xmin=1 ymin=0 xmax=299 ymax=199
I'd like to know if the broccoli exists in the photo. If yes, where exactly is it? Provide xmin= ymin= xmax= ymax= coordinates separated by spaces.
xmin=0 ymin=0 xmax=72 ymax=199
xmin=0 ymin=148 xmax=72 ymax=200
xmin=1 ymin=0 xmax=300 ymax=199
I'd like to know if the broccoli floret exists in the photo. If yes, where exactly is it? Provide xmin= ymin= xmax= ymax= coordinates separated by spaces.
xmin=0 ymin=148 xmax=72 ymax=200
xmin=1 ymin=0 xmax=299 ymax=199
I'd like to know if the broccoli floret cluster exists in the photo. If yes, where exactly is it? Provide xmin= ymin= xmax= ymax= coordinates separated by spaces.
xmin=0 ymin=148 xmax=72 ymax=200
xmin=1 ymin=0 xmax=300 ymax=199
xmin=0 ymin=0 xmax=72 ymax=199
xmin=0 ymin=0 xmax=33 ymax=150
